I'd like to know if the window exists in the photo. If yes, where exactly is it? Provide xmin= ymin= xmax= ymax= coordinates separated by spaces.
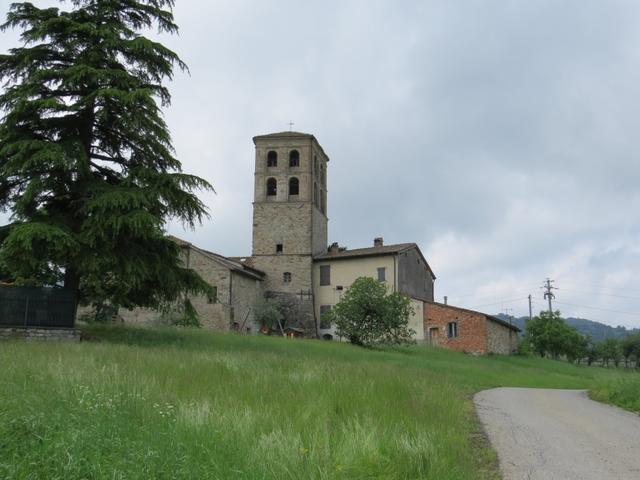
xmin=276 ymin=243 xmax=283 ymax=254
xmin=319 ymin=265 xmax=331 ymax=286
xmin=267 ymin=150 xmax=277 ymax=167
xmin=314 ymin=155 xmax=318 ymax=176
xmin=320 ymin=305 xmax=332 ymax=329
xmin=283 ymin=272 xmax=292 ymax=283
xmin=447 ymin=321 xmax=459 ymax=338
xmin=289 ymin=177 xmax=299 ymax=196
xmin=289 ymin=150 xmax=300 ymax=167
xmin=207 ymin=286 xmax=218 ymax=304
xmin=266 ymin=178 xmax=277 ymax=196
xmin=320 ymin=190 xmax=325 ymax=214
xmin=377 ymin=267 xmax=386 ymax=282
xmin=314 ymin=182 xmax=319 ymax=208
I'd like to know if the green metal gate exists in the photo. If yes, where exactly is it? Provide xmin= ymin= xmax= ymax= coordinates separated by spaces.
xmin=0 ymin=286 xmax=76 ymax=328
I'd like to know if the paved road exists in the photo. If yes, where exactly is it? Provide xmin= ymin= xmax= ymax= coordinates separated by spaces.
xmin=474 ymin=388 xmax=640 ymax=480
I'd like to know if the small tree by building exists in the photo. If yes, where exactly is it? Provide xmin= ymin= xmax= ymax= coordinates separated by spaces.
xmin=329 ymin=277 xmax=415 ymax=347
xmin=253 ymin=298 xmax=285 ymax=333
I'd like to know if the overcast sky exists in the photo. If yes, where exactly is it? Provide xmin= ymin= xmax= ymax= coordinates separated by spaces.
xmin=1 ymin=0 xmax=640 ymax=327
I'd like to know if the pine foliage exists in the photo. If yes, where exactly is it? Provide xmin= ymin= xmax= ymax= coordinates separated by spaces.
xmin=0 ymin=1 xmax=213 ymax=309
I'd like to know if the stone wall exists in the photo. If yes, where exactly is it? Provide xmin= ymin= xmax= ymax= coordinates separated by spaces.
xmin=251 ymin=255 xmax=313 ymax=293
xmin=0 ymin=327 xmax=81 ymax=341
xmin=114 ymin=247 xmax=235 ymax=329
xmin=87 ymin=246 xmax=264 ymax=332
xmin=230 ymin=271 xmax=263 ymax=332
xmin=486 ymin=318 xmax=518 ymax=354
xmin=312 ymin=207 xmax=328 ymax=256
xmin=252 ymin=203 xmax=314 ymax=256
xmin=423 ymin=302 xmax=487 ymax=354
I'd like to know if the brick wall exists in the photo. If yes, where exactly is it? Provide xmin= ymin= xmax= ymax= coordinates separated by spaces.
xmin=423 ymin=302 xmax=487 ymax=354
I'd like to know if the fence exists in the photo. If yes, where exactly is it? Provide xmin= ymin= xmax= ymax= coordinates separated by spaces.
xmin=0 ymin=286 xmax=76 ymax=328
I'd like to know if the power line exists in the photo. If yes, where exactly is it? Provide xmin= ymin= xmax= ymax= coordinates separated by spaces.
xmin=557 ymin=280 xmax=640 ymax=295
xmin=554 ymin=300 xmax=640 ymax=317
xmin=447 ymin=290 xmax=537 ymax=302
xmin=470 ymin=297 xmax=529 ymax=309
xmin=559 ymin=287 xmax=640 ymax=302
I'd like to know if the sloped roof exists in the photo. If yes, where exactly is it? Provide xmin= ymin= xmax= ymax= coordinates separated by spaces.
xmin=314 ymin=242 xmax=436 ymax=279
xmin=252 ymin=131 xmax=329 ymax=160
xmin=424 ymin=301 xmax=521 ymax=332
xmin=227 ymin=256 xmax=257 ymax=268
xmin=167 ymin=236 xmax=265 ymax=280
xmin=253 ymin=131 xmax=313 ymax=140
xmin=315 ymin=243 xmax=415 ymax=260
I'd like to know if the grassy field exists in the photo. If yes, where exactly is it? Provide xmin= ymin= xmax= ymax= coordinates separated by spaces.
xmin=1 ymin=325 xmax=638 ymax=480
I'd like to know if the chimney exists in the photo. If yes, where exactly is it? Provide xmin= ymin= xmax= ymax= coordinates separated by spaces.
xmin=329 ymin=242 xmax=340 ymax=253
xmin=374 ymin=237 xmax=384 ymax=247
xmin=444 ymin=296 xmax=448 ymax=305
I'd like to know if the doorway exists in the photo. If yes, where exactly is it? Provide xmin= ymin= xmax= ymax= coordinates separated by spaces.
xmin=429 ymin=327 xmax=440 ymax=346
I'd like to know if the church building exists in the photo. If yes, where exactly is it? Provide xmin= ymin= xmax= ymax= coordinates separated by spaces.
xmin=113 ymin=131 xmax=434 ymax=337
xmin=112 ymin=131 xmax=517 ymax=352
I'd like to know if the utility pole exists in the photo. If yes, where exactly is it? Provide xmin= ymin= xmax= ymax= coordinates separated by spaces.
xmin=542 ymin=278 xmax=557 ymax=314
xmin=528 ymin=294 xmax=532 ymax=320
xmin=504 ymin=308 xmax=514 ymax=326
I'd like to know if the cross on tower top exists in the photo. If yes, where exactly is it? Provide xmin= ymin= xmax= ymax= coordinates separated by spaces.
xmin=287 ymin=121 xmax=294 ymax=131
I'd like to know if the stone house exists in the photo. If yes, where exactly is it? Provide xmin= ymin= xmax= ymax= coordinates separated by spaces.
xmin=313 ymin=239 xmax=435 ymax=340
xmin=423 ymin=301 xmax=520 ymax=354
xmin=116 ymin=237 xmax=264 ymax=331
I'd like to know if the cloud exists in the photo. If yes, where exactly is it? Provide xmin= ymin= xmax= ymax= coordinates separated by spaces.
xmin=1 ymin=0 xmax=639 ymax=327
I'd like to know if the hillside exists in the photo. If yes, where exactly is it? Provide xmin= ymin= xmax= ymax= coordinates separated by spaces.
xmin=494 ymin=314 xmax=640 ymax=342
xmin=1 ymin=325 xmax=637 ymax=480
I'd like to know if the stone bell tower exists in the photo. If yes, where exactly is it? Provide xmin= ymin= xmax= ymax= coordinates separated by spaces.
xmin=251 ymin=131 xmax=329 ymax=333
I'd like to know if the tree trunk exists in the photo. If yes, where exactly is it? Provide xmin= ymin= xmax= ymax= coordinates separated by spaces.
xmin=64 ymin=267 xmax=81 ymax=319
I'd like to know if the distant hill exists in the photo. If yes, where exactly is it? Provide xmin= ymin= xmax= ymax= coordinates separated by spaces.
xmin=493 ymin=314 xmax=640 ymax=342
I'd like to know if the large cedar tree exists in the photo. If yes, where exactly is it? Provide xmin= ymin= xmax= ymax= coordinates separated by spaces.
xmin=0 ymin=1 xmax=213 ymax=310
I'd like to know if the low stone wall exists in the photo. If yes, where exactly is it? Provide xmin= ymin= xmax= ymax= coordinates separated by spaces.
xmin=0 ymin=327 xmax=81 ymax=342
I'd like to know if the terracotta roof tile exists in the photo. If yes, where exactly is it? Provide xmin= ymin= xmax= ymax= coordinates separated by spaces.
xmin=314 ymin=243 xmax=416 ymax=260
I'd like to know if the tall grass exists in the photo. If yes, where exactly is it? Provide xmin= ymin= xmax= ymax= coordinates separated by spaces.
xmin=590 ymin=374 xmax=640 ymax=412
xmin=0 ymin=325 xmax=636 ymax=479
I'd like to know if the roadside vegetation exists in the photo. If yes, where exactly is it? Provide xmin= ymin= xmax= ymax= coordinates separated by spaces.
xmin=1 ymin=325 xmax=638 ymax=480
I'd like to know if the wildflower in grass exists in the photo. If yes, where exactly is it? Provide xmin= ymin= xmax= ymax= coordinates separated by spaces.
xmin=336 ymin=464 xmax=343 ymax=472
xmin=153 ymin=402 xmax=176 ymax=419
xmin=298 ymin=447 xmax=309 ymax=455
